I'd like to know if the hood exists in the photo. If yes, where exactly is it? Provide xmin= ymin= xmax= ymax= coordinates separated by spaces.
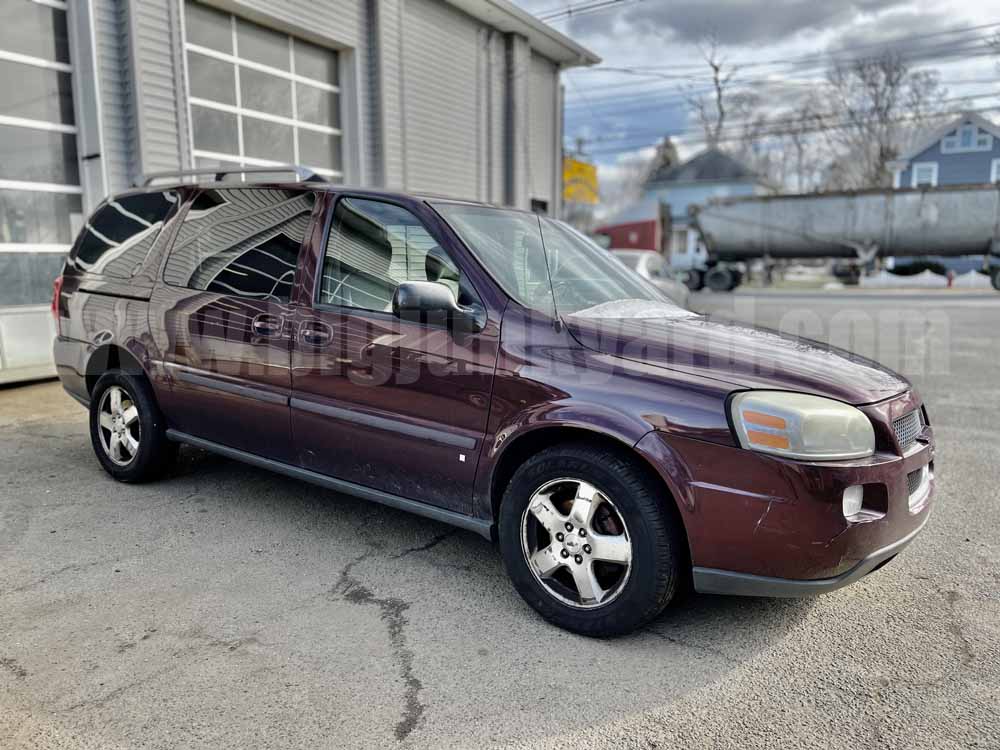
xmin=565 ymin=301 xmax=909 ymax=406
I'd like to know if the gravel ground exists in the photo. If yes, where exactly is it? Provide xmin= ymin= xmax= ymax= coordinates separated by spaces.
xmin=1 ymin=290 xmax=999 ymax=749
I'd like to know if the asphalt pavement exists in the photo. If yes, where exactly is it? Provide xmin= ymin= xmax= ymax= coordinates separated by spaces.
xmin=2 ymin=289 xmax=999 ymax=749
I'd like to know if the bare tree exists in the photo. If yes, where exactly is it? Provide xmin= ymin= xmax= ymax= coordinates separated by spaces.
xmin=686 ymin=34 xmax=737 ymax=147
xmin=784 ymin=94 xmax=826 ymax=192
xmin=822 ymin=52 xmax=945 ymax=188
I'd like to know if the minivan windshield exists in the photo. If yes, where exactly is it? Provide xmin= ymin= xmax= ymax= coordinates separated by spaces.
xmin=433 ymin=203 xmax=677 ymax=317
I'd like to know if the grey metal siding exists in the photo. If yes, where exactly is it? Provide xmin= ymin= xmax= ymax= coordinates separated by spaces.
xmin=485 ymin=30 xmax=506 ymax=204
xmin=375 ymin=0 xmax=405 ymax=188
xmin=505 ymin=34 xmax=530 ymax=208
xmin=400 ymin=0 xmax=482 ymax=197
xmin=528 ymin=53 xmax=557 ymax=208
xmin=130 ymin=0 xmax=187 ymax=174
xmin=93 ymin=0 xmax=135 ymax=192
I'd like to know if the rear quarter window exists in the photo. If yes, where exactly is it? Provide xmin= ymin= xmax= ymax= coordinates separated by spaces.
xmin=72 ymin=191 xmax=180 ymax=278
xmin=162 ymin=187 xmax=315 ymax=303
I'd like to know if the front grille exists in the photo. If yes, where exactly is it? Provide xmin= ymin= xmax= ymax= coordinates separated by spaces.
xmin=893 ymin=410 xmax=922 ymax=452
xmin=906 ymin=467 xmax=924 ymax=496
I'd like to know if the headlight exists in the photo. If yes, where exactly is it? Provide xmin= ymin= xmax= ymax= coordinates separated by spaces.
xmin=730 ymin=391 xmax=875 ymax=461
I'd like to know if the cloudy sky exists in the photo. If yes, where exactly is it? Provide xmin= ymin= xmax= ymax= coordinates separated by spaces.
xmin=513 ymin=0 xmax=1000 ymax=189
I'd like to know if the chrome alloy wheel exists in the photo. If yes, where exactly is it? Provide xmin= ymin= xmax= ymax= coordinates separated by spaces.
xmin=98 ymin=385 xmax=141 ymax=466
xmin=520 ymin=478 xmax=633 ymax=609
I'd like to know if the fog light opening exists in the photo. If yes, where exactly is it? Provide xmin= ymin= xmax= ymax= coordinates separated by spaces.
xmin=843 ymin=485 xmax=864 ymax=518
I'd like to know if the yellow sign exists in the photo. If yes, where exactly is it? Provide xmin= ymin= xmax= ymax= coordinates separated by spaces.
xmin=563 ymin=157 xmax=598 ymax=205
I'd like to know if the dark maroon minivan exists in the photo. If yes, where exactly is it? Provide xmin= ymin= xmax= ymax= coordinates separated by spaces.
xmin=53 ymin=174 xmax=935 ymax=636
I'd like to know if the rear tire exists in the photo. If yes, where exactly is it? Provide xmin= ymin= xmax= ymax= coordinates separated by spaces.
xmin=683 ymin=269 xmax=704 ymax=291
xmin=89 ymin=369 xmax=176 ymax=483
xmin=991 ymin=267 xmax=1000 ymax=291
xmin=498 ymin=443 xmax=683 ymax=637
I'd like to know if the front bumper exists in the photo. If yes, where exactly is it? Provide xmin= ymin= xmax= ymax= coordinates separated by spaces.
xmin=692 ymin=511 xmax=930 ymax=596
xmin=635 ymin=393 xmax=935 ymax=591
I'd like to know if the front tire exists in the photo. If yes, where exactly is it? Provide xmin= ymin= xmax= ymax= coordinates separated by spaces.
xmin=89 ymin=370 xmax=176 ymax=482
xmin=499 ymin=443 xmax=684 ymax=636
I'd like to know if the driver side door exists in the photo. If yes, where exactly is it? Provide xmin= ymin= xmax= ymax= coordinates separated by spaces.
xmin=289 ymin=196 xmax=500 ymax=514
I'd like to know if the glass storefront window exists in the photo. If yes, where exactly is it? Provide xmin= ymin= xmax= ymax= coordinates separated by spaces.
xmin=0 ymin=0 xmax=80 ymax=311
xmin=0 ymin=190 xmax=82 ymax=245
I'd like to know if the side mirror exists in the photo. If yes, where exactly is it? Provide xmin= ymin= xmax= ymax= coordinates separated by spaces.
xmin=392 ymin=281 xmax=485 ymax=333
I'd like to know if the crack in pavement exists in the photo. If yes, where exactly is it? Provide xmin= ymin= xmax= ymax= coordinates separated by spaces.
xmin=391 ymin=529 xmax=458 ymax=559
xmin=332 ymin=551 xmax=426 ymax=742
xmin=943 ymin=589 xmax=975 ymax=666
xmin=0 ymin=657 xmax=28 ymax=679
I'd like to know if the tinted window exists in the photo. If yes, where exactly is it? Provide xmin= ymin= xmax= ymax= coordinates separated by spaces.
xmin=319 ymin=198 xmax=473 ymax=312
xmin=164 ymin=188 xmax=315 ymax=302
xmin=73 ymin=192 xmax=178 ymax=278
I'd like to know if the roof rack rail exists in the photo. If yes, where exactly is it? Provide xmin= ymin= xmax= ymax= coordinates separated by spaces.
xmin=136 ymin=165 xmax=327 ymax=187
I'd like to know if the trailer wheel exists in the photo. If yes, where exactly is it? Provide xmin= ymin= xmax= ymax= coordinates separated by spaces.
xmin=705 ymin=266 xmax=734 ymax=292
xmin=683 ymin=269 xmax=704 ymax=291
xmin=992 ymin=267 xmax=1000 ymax=291
xmin=728 ymin=270 xmax=744 ymax=291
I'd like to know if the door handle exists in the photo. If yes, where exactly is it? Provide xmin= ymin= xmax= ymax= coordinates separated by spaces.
xmin=252 ymin=314 xmax=283 ymax=337
xmin=300 ymin=322 xmax=333 ymax=346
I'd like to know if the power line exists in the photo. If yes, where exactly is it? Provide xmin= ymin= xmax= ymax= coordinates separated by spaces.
xmin=571 ymin=19 xmax=1000 ymax=74
xmin=575 ymin=105 xmax=1000 ymax=157
xmin=536 ymin=0 xmax=641 ymax=22
xmin=570 ymin=89 xmax=1000 ymax=150
xmin=564 ymin=35 xmax=1000 ymax=110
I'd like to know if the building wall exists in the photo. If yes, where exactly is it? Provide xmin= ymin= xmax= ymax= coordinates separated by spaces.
xmin=898 ymin=137 xmax=1000 ymax=188
xmin=594 ymin=220 xmax=658 ymax=251
xmin=0 ymin=0 xmax=572 ymax=382
xmin=110 ymin=0 xmax=563 ymax=210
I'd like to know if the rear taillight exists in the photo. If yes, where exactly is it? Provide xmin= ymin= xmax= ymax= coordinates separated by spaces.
xmin=51 ymin=275 xmax=63 ymax=334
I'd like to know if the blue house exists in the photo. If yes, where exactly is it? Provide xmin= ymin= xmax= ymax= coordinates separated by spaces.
xmin=889 ymin=112 xmax=1000 ymax=189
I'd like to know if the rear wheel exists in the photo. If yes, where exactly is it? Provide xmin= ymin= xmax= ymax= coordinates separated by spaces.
xmin=89 ymin=370 xmax=176 ymax=482
xmin=499 ymin=443 xmax=683 ymax=636
xmin=991 ymin=267 xmax=1000 ymax=291
xmin=705 ymin=266 xmax=734 ymax=292
xmin=683 ymin=269 xmax=704 ymax=291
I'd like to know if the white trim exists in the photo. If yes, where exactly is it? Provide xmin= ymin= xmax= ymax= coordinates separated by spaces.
xmin=941 ymin=123 xmax=993 ymax=154
xmin=0 ymin=49 xmax=73 ymax=73
xmin=231 ymin=15 xmax=245 ymax=172
xmin=29 ymin=0 xmax=68 ymax=10
xmin=0 ymin=114 xmax=77 ymax=134
xmin=892 ymin=169 xmax=901 ymax=189
xmin=0 ymin=243 xmax=72 ymax=254
xmin=189 ymin=97 xmax=341 ymax=135
xmin=86 ymin=0 xmax=109 ymax=198
xmin=0 ymin=179 xmax=83 ymax=194
xmin=191 ymin=149 xmax=342 ymax=178
xmin=991 ymin=158 xmax=1000 ymax=183
xmin=289 ymin=36 xmax=300 ymax=166
xmin=911 ymin=161 xmax=939 ymax=189
xmin=185 ymin=42 xmax=340 ymax=93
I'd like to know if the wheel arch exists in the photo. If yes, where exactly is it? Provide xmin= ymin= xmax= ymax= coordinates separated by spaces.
xmin=487 ymin=425 xmax=692 ymax=571
xmin=85 ymin=343 xmax=147 ymax=396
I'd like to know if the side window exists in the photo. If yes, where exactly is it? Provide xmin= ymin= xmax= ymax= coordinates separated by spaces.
xmin=319 ymin=197 xmax=474 ymax=312
xmin=163 ymin=187 xmax=315 ymax=302
xmin=73 ymin=191 xmax=178 ymax=278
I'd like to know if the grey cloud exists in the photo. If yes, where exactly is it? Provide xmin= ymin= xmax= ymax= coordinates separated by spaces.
xmin=567 ymin=0 xmax=911 ymax=46
xmin=825 ymin=8 xmax=987 ymax=66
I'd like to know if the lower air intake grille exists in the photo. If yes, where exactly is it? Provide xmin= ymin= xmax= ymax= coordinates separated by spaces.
xmin=893 ymin=410 xmax=922 ymax=452
xmin=906 ymin=467 xmax=924 ymax=496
